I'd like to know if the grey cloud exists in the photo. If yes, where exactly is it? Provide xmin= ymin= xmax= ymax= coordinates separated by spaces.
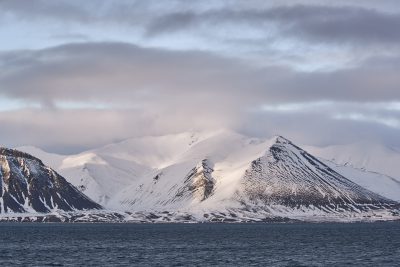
xmin=0 ymin=0 xmax=182 ymax=26
xmin=273 ymin=5 xmax=400 ymax=45
xmin=2 ymin=1 xmax=400 ymax=46
xmin=1 ymin=1 xmax=400 ymax=153
xmin=1 ymin=42 xmax=400 ymax=107
xmin=0 ymin=0 xmax=91 ymax=22
xmin=2 ymin=0 xmax=400 ymax=74
xmin=0 ymin=108 xmax=151 ymax=153
xmin=50 ymin=33 xmax=90 ymax=41
xmin=145 ymin=5 xmax=400 ymax=46
xmin=0 ymin=42 xmax=400 ymax=152
xmin=0 ymin=107 xmax=236 ymax=154
xmin=146 ymin=12 xmax=197 ymax=37
xmin=240 ymin=108 xmax=400 ymax=149
xmin=2 ymin=101 xmax=399 ymax=153
xmin=0 ymin=42 xmax=257 ymax=107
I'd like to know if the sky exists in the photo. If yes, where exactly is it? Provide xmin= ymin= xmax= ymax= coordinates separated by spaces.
xmin=1 ymin=0 xmax=400 ymax=154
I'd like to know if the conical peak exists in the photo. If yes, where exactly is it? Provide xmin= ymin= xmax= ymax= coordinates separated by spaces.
xmin=272 ymin=135 xmax=292 ymax=145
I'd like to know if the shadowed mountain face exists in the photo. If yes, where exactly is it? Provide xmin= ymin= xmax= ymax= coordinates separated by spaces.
xmin=0 ymin=148 xmax=102 ymax=213
xmin=237 ymin=137 xmax=398 ymax=212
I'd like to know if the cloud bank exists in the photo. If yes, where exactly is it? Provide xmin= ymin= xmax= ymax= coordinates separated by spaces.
xmin=0 ymin=0 xmax=399 ymax=153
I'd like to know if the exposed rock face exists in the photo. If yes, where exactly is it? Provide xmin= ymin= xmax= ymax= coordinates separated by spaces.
xmin=0 ymin=148 xmax=102 ymax=213
xmin=175 ymin=159 xmax=215 ymax=202
xmin=237 ymin=137 xmax=398 ymax=212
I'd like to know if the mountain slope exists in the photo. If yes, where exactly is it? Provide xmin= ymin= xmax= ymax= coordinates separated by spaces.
xmin=16 ymin=131 xmax=400 ymax=222
xmin=321 ymin=159 xmax=400 ymax=202
xmin=0 ymin=148 xmax=102 ymax=213
xmin=236 ymin=137 xmax=397 ymax=213
xmin=305 ymin=142 xmax=400 ymax=181
xmin=111 ymin=133 xmax=398 ymax=221
xmin=111 ymin=130 xmax=273 ymax=211
xmin=18 ymin=146 xmax=151 ymax=206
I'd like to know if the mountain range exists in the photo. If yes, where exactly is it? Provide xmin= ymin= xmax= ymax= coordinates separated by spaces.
xmin=1 ymin=130 xmax=399 ymax=222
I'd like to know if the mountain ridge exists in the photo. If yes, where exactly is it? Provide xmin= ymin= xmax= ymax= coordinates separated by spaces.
xmin=236 ymin=137 xmax=397 ymax=211
xmin=8 ymin=131 xmax=400 ymax=222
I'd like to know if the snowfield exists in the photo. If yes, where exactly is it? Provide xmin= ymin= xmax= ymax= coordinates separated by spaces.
xmin=6 ymin=129 xmax=399 ymax=223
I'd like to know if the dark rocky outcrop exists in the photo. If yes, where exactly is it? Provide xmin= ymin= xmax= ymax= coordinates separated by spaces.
xmin=174 ymin=159 xmax=215 ymax=202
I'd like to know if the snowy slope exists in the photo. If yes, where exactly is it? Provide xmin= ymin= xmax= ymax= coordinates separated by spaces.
xmin=236 ymin=137 xmax=396 ymax=212
xmin=17 ymin=131 xmax=400 ymax=222
xmin=111 ymin=130 xmax=274 ymax=211
xmin=321 ymin=159 xmax=400 ymax=202
xmin=0 ymin=147 xmax=101 ymax=213
xmin=94 ymin=131 xmax=215 ymax=169
xmin=19 ymin=146 xmax=151 ymax=206
xmin=18 ymin=131 xmax=218 ymax=206
xmin=304 ymin=142 xmax=400 ymax=181
xmin=109 ymin=133 xmax=399 ymax=221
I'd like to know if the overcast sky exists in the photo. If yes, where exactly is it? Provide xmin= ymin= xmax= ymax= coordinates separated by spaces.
xmin=1 ymin=0 xmax=400 ymax=153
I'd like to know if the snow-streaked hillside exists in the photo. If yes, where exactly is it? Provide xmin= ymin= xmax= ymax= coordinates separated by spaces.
xmin=236 ymin=137 xmax=395 ymax=210
xmin=305 ymin=142 xmax=400 ymax=181
xmin=321 ymin=159 xmax=400 ymax=202
xmin=17 ymin=130 xmax=400 ymax=221
xmin=0 ymin=148 xmax=101 ymax=213
xmin=110 ymin=130 xmax=277 ymax=211
xmin=19 ymin=146 xmax=151 ymax=206
xmin=94 ymin=131 xmax=217 ymax=169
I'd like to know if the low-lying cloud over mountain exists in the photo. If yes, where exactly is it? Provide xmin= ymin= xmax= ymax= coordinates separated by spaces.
xmin=0 ymin=0 xmax=399 ymax=153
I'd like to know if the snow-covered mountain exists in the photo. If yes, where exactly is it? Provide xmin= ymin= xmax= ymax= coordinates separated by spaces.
xmin=305 ymin=142 xmax=400 ymax=181
xmin=0 ymin=147 xmax=101 ymax=214
xmin=304 ymin=142 xmax=400 ymax=202
xmin=321 ymin=159 xmax=400 ymax=202
xmin=236 ymin=137 xmax=396 ymax=212
xmin=16 ymin=130 xmax=400 ymax=222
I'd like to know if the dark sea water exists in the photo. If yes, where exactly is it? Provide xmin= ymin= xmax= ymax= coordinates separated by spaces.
xmin=0 ymin=222 xmax=400 ymax=267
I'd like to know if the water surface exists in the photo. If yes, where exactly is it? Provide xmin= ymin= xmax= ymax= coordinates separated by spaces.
xmin=1 ymin=222 xmax=399 ymax=266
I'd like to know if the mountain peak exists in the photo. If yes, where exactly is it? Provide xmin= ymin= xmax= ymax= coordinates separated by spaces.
xmin=271 ymin=135 xmax=292 ymax=145
xmin=0 ymin=146 xmax=102 ymax=213
xmin=0 ymin=147 xmax=44 ymax=165
xmin=239 ymin=137 xmax=398 ymax=212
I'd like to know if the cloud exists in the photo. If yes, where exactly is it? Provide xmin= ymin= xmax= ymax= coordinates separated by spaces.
xmin=276 ymin=5 xmax=400 ymax=45
xmin=0 ymin=0 xmax=91 ymax=22
xmin=241 ymin=105 xmax=400 ymax=148
xmin=2 ymin=1 xmax=400 ymax=72
xmin=1 ymin=42 xmax=400 ymax=106
xmin=144 ymin=4 xmax=400 ymax=46
xmin=0 ymin=42 xmax=259 ymax=106
xmin=1 ymin=1 xmax=400 ymax=153
xmin=0 ymin=42 xmax=399 ymax=152
xmin=3 ymin=1 xmax=400 ymax=48
xmin=0 ymin=107 xmax=237 ymax=154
